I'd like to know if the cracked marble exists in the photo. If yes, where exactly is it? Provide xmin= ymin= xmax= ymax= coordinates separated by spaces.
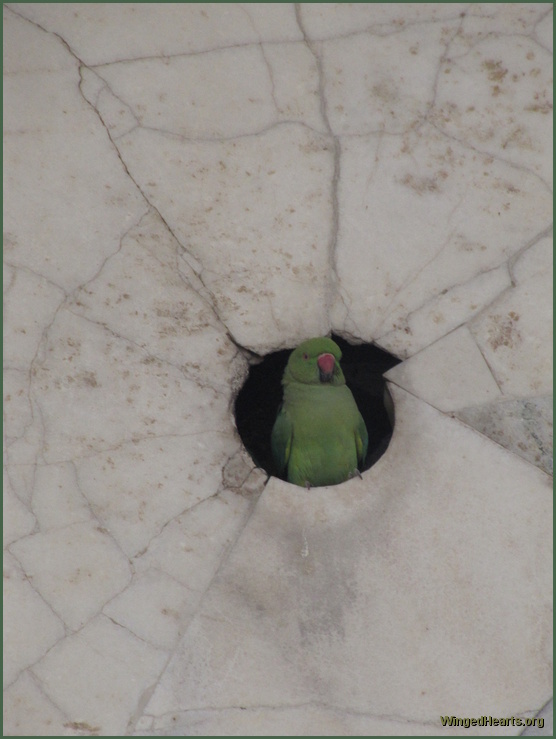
xmin=470 ymin=235 xmax=553 ymax=397
xmin=10 ymin=521 xmax=132 ymax=632
xmin=115 ymin=123 xmax=335 ymax=352
xmin=4 ymin=3 xmax=552 ymax=736
xmin=330 ymin=126 xmax=551 ymax=353
xmin=4 ymin=20 xmax=147 ymax=290
xmin=31 ymin=615 xmax=168 ymax=736
xmin=139 ymin=387 xmax=552 ymax=733
xmin=74 ymin=434 xmax=242 ymax=558
xmin=3 ymin=671 xmax=69 ymax=737
xmin=4 ymin=553 xmax=66 ymax=688
xmin=456 ymin=395 xmax=553 ymax=475
xmin=9 ymin=3 xmax=303 ymax=65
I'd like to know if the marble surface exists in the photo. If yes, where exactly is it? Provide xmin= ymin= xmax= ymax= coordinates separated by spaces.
xmin=3 ymin=3 xmax=552 ymax=736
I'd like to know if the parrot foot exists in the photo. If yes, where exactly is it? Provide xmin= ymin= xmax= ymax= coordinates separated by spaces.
xmin=305 ymin=480 xmax=312 ymax=490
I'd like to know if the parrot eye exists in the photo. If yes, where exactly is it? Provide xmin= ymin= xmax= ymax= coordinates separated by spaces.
xmin=302 ymin=353 xmax=309 ymax=360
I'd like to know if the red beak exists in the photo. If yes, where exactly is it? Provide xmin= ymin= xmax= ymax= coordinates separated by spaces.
xmin=317 ymin=353 xmax=335 ymax=382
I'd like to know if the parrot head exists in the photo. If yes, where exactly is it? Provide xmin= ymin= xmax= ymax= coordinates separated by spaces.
xmin=283 ymin=337 xmax=346 ymax=387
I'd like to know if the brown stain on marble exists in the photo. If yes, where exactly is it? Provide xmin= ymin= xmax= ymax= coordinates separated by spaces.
xmin=488 ymin=311 xmax=522 ymax=351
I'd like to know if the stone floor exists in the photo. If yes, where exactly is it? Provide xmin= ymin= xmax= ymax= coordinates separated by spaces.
xmin=3 ymin=3 xmax=552 ymax=736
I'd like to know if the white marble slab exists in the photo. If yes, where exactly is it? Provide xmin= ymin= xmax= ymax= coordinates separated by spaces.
xmin=4 ymin=3 xmax=552 ymax=736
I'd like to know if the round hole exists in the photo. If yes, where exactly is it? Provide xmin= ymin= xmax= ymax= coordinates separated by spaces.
xmin=234 ymin=335 xmax=401 ymax=483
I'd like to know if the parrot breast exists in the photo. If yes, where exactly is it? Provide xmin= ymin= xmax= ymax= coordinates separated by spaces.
xmin=282 ymin=382 xmax=365 ymax=487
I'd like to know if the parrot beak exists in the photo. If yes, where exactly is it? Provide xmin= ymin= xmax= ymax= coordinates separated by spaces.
xmin=317 ymin=353 xmax=335 ymax=383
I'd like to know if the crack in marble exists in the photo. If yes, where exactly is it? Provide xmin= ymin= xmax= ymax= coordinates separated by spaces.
xmin=297 ymin=6 xmax=477 ymax=44
xmin=295 ymin=3 xmax=338 ymax=323
xmin=450 ymin=409 xmax=554 ymax=478
xmin=367 ymin=181 xmax=549 ymax=353
xmin=129 ymin=116 xmax=326 ymax=143
xmin=507 ymin=224 xmax=553 ymax=285
xmin=103 ymin=614 xmax=169 ymax=655
xmin=129 ymin=489 xmax=223 ymax=563
xmin=332 ymin=121 xmax=553 ymax=196
xmin=127 ymin=680 xmax=167 ymax=737
xmin=413 ymin=14 xmax=553 ymax=193
xmin=4 ymin=4 xmax=85 ymax=66
xmin=80 ymin=33 xmax=330 ymax=71
xmin=375 ymin=259 xmax=511 ymax=343
xmin=235 ymin=4 xmax=280 ymax=116
xmin=26 ymin=669 xmax=75 ymax=724
xmin=3 ymin=260 xmax=67 ymax=298
xmin=383 ymin=354 xmax=507 ymax=425
xmin=5 ymin=7 xmax=502 ymax=70
xmin=9 ymin=520 xmax=133 ymax=637
xmin=454 ymin=227 xmax=553 ymax=339
xmin=428 ymin=118 xmax=552 ymax=194
xmin=70 ymin=467 xmax=138 ymax=564
xmin=4 ymin=430 xmax=233 ymax=474
xmin=3 ymin=262 xmax=16 ymax=294
xmin=75 ymin=65 xmax=243 ymax=347
xmin=419 ymin=13 xmax=467 ymax=131
xmin=373 ymin=233 xmax=457 ymax=336
xmin=127 ymin=444 xmax=263 ymax=565
xmin=531 ymin=6 xmax=554 ymax=54
xmin=3 ymin=574 xmax=69 ymax=693
xmin=123 ymin=490 xmax=261 ymax=736
xmin=259 ymin=42 xmax=280 ymax=115
xmin=451 ymin=28 xmax=553 ymax=62
xmin=70 ymin=209 xmax=151 ymax=297
xmin=4 ymin=668 xmax=77 ymax=736
xmin=129 ymin=566 xmax=200 ymax=597
xmin=9 ymin=1 xmax=548 ymax=71
xmin=142 ymin=700 xmax=466 ymax=730
xmin=6 ymin=374 xmax=49 ymax=508
xmin=423 ymin=40 xmax=553 ymax=194
xmin=468 ymin=335 xmax=505 ymax=395
xmin=143 ymin=699 xmax=549 ymax=736
xmin=62 ymin=303 xmax=234 ymax=400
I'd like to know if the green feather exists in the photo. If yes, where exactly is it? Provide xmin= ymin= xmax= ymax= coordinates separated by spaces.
xmin=271 ymin=337 xmax=368 ymax=487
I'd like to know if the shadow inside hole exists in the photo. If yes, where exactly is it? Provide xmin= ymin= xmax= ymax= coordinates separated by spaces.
xmin=234 ymin=335 xmax=401 ymax=481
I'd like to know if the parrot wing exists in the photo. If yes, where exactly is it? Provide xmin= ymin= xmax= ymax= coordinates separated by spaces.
xmin=355 ymin=411 xmax=368 ymax=468
xmin=271 ymin=405 xmax=293 ymax=477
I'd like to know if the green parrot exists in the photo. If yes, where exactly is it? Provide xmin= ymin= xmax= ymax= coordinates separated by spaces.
xmin=271 ymin=337 xmax=368 ymax=487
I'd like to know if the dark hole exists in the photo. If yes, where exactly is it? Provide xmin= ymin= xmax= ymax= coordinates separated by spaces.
xmin=234 ymin=334 xmax=401 ymax=481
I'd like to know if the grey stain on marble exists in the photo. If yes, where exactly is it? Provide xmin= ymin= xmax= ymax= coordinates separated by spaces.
xmin=456 ymin=395 xmax=553 ymax=475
